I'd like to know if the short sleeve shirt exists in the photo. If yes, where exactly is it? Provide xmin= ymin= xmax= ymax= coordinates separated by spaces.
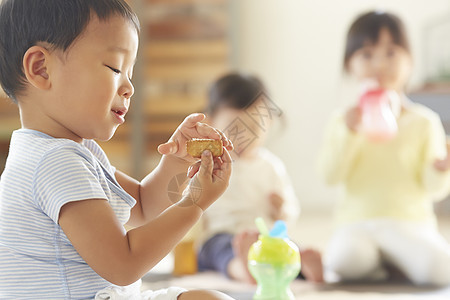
xmin=0 ymin=129 xmax=136 ymax=299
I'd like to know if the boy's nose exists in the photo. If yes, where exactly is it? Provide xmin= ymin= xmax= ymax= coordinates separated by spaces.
xmin=120 ymin=79 xmax=135 ymax=99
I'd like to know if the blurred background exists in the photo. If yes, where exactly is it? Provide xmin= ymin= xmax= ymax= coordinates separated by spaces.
xmin=1 ymin=0 xmax=450 ymax=215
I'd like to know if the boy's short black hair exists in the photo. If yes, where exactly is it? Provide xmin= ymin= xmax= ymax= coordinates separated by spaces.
xmin=0 ymin=0 xmax=140 ymax=103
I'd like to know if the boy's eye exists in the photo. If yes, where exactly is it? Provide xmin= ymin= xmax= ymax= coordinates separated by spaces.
xmin=106 ymin=65 xmax=121 ymax=74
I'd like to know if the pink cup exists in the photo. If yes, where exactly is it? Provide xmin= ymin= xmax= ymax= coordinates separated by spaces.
xmin=358 ymin=88 xmax=398 ymax=142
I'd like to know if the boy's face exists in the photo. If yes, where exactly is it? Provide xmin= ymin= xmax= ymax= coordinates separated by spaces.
xmin=45 ymin=15 xmax=138 ymax=142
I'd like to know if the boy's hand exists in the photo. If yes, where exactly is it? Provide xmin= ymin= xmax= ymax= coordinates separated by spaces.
xmin=180 ymin=148 xmax=232 ymax=211
xmin=345 ymin=106 xmax=362 ymax=132
xmin=157 ymin=113 xmax=233 ymax=162
xmin=268 ymin=192 xmax=286 ymax=221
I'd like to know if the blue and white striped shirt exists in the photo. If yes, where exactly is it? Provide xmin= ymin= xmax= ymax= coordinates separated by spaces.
xmin=0 ymin=129 xmax=136 ymax=299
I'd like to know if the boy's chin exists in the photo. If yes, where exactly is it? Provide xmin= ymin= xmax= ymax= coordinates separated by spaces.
xmin=95 ymin=128 xmax=118 ymax=142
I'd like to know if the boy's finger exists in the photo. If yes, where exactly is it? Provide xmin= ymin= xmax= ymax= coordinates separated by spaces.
xmin=187 ymin=162 xmax=201 ymax=178
xmin=157 ymin=141 xmax=178 ymax=155
xmin=220 ymin=147 xmax=232 ymax=164
xmin=216 ymin=148 xmax=232 ymax=178
xmin=213 ymin=156 xmax=224 ymax=170
xmin=216 ymin=129 xmax=234 ymax=151
xmin=181 ymin=113 xmax=206 ymax=129
xmin=195 ymin=122 xmax=221 ymax=140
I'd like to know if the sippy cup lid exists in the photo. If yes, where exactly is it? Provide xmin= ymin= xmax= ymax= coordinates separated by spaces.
xmin=249 ymin=218 xmax=300 ymax=265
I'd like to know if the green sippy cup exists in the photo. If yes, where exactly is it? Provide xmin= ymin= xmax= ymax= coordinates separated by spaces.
xmin=248 ymin=218 xmax=301 ymax=300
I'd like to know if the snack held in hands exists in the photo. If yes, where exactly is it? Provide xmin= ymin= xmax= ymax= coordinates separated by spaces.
xmin=186 ymin=139 xmax=223 ymax=158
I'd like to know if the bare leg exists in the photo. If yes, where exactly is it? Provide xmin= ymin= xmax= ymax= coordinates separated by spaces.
xmin=178 ymin=290 xmax=235 ymax=300
xmin=227 ymin=230 xmax=259 ymax=284
xmin=300 ymin=248 xmax=324 ymax=283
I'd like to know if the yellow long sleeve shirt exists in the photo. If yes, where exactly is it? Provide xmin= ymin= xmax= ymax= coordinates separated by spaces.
xmin=318 ymin=102 xmax=450 ymax=225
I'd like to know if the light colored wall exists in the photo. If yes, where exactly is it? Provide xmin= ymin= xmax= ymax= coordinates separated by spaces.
xmin=231 ymin=0 xmax=450 ymax=212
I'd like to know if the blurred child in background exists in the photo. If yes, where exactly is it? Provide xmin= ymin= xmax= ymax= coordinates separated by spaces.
xmin=197 ymin=73 xmax=323 ymax=283
xmin=318 ymin=11 xmax=450 ymax=285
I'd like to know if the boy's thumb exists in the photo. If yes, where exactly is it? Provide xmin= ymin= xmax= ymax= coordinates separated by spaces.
xmin=198 ymin=150 xmax=213 ymax=180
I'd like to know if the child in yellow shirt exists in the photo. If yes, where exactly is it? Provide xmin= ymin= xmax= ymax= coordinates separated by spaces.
xmin=318 ymin=11 xmax=450 ymax=285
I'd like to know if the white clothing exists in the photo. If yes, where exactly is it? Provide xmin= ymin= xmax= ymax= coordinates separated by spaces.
xmin=95 ymin=280 xmax=186 ymax=300
xmin=325 ymin=219 xmax=450 ymax=286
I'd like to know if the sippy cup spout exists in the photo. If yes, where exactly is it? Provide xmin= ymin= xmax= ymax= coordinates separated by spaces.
xmin=269 ymin=220 xmax=288 ymax=239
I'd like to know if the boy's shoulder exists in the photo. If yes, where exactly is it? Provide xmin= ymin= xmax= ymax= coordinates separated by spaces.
xmin=13 ymin=129 xmax=84 ymax=150
xmin=10 ymin=129 xmax=101 ymax=166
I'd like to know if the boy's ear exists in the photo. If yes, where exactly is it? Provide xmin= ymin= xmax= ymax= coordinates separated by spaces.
xmin=23 ymin=46 xmax=51 ymax=90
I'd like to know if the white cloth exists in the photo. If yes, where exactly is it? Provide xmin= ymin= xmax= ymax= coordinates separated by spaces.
xmin=95 ymin=280 xmax=186 ymax=300
xmin=203 ymin=147 xmax=300 ymax=238
xmin=324 ymin=219 xmax=450 ymax=286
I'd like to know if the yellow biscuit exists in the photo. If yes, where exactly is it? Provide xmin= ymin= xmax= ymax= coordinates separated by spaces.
xmin=186 ymin=139 xmax=223 ymax=158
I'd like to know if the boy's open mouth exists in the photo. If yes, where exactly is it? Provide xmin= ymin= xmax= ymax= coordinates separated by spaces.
xmin=112 ymin=109 xmax=125 ymax=116
xmin=112 ymin=108 xmax=128 ymax=124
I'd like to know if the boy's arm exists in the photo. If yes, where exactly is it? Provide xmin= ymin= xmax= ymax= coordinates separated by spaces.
xmin=115 ymin=155 xmax=192 ymax=227
xmin=59 ymin=196 xmax=201 ymax=286
xmin=59 ymin=148 xmax=232 ymax=286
